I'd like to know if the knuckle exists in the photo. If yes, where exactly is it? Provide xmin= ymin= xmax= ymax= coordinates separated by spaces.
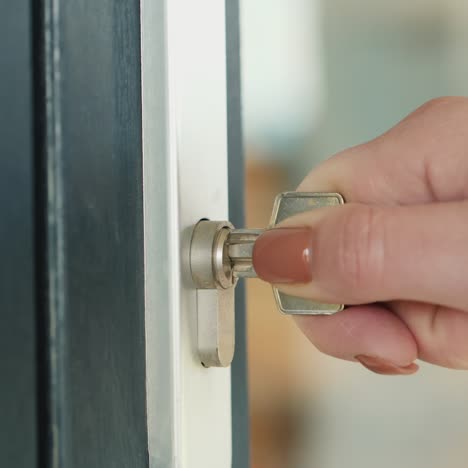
xmin=420 ymin=96 xmax=468 ymax=115
xmin=335 ymin=206 xmax=386 ymax=295
xmin=443 ymin=353 xmax=468 ymax=370
xmin=433 ymin=310 xmax=468 ymax=369
xmin=434 ymin=341 xmax=468 ymax=369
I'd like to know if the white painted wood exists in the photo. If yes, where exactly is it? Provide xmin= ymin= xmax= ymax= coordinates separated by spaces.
xmin=140 ymin=1 xmax=231 ymax=467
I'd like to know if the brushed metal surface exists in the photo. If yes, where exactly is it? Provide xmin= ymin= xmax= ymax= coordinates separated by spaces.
xmin=270 ymin=192 xmax=345 ymax=315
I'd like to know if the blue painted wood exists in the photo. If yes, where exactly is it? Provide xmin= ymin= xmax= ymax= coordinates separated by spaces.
xmin=0 ymin=2 xmax=37 ymax=467
xmin=35 ymin=1 xmax=148 ymax=466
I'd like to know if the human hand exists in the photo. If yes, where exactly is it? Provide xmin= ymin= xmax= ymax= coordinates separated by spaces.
xmin=253 ymin=97 xmax=468 ymax=375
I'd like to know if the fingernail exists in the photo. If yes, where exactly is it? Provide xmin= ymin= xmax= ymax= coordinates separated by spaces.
xmin=355 ymin=355 xmax=419 ymax=375
xmin=252 ymin=228 xmax=313 ymax=284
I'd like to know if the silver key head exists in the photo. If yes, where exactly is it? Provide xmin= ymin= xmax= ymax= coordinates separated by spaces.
xmin=270 ymin=192 xmax=345 ymax=315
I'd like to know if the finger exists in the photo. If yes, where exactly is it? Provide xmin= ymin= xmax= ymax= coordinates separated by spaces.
xmin=298 ymin=97 xmax=468 ymax=204
xmin=295 ymin=304 xmax=419 ymax=375
xmin=388 ymin=300 xmax=468 ymax=369
xmin=252 ymin=201 xmax=468 ymax=311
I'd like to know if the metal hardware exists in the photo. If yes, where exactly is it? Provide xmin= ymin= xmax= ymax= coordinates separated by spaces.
xmin=190 ymin=220 xmax=235 ymax=290
xmin=228 ymin=229 xmax=263 ymax=278
xmin=190 ymin=220 xmax=236 ymax=368
xmin=269 ymin=192 xmax=344 ymax=315
xmin=189 ymin=192 xmax=345 ymax=367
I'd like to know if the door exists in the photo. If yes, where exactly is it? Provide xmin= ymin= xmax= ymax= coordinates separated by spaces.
xmin=0 ymin=1 xmax=248 ymax=467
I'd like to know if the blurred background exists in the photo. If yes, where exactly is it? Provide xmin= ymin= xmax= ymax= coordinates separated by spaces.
xmin=239 ymin=1 xmax=468 ymax=467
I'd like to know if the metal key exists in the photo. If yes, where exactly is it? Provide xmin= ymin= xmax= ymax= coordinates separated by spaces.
xmin=189 ymin=191 xmax=344 ymax=367
xmin=228 ymin=192 xmax=344 ymax=314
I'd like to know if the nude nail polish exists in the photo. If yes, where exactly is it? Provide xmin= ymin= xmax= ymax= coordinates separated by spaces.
xmin=252 ymin=227 xmax=313 ymax=284
xmin=355 ymin=355 xmax=419 ymax=375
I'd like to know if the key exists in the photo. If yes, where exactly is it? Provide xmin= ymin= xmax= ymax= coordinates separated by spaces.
xmin=189 ymin=191 xmax=344 ymax=367
xmin=228 ymin=192 xmax=344 ymax=314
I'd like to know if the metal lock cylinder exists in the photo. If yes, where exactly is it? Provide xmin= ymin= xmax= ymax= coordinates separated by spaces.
xmin=189 ymin=192 xmax=344 ymax=368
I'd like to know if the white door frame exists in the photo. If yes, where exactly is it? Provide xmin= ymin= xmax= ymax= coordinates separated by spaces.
xmin=140 ymin=1 xmax=232 ymax=467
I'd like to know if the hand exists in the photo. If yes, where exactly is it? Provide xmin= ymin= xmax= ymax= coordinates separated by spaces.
xmin=253 ymin=97 xmax=468 ymax=375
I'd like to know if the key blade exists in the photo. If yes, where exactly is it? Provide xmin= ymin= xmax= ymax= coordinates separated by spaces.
xmin=227 ymin=229 xmax=263 ymax=278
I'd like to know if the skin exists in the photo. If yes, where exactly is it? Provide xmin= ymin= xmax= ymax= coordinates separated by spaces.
xmin=275 ymin=96 xmax=468 ymax=374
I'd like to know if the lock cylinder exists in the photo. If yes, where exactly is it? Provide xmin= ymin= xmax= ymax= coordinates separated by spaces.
xmin=189 ymin=192 xmax=345 ymax=367
xmin=190 ymin=220 xmax=235 ymax=290
xmin=190 ymin=222 xmax=263 ymax=288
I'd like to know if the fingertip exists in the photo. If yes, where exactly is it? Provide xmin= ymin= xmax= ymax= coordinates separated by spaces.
xmin=355 ymin=355 xmax=419 ymax=376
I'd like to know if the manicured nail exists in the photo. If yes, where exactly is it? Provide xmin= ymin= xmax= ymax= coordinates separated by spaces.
xmin=355 ymin=355 xmax=419 ymax=375
xmin=252 ymin=228 xmax=313 ymax=284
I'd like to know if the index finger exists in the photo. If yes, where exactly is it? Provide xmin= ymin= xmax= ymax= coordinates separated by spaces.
xmin=299 ymin=97 xmax=468 ymax=205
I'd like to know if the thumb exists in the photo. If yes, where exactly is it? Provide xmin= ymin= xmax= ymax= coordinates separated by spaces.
xmin=253 ymin=201 xmax=468 ymax=311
